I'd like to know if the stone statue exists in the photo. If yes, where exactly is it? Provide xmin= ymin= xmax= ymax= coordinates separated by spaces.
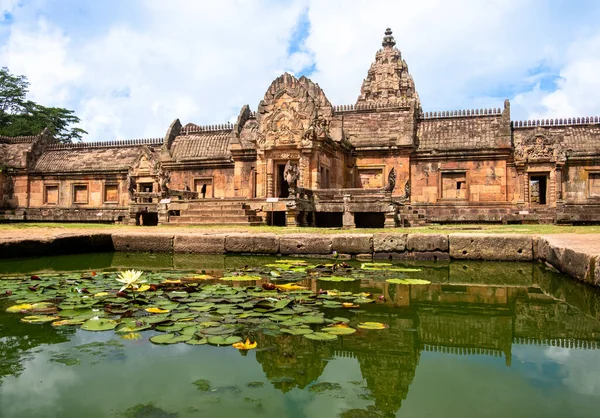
xmin=403 ymin=179 xmax=410 ymax=200
xmin=127 ymin=173 xmax=136 ymax=200
xmin=283 ymin=160 xmax=299 ymax=194
xmin=159 ymin=169 xmax=170 ymax=194
xmin=384 ymin=167 xmax=396 ymax=192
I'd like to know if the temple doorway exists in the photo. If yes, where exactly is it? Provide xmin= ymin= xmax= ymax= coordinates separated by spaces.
xmin=194 ymin=178 xmax=213 ymax=199
xmin=530 ymin=174 xmax=548 ymax=205
xmin=276 ymin=164 xmax=289 ymax=198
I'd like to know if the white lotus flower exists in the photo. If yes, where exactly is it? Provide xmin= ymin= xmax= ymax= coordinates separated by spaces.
xmin=116 ymin=270 xmax=146 ymax=292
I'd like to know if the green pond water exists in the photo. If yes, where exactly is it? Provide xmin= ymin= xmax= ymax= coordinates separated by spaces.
xmin=1 ymin=253 xmax=600 ymax=418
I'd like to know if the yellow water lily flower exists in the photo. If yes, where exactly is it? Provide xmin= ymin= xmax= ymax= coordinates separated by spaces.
xmin=326 ymin=290 xmax=339 ymax=296
xmin=275 ymin=283 xmax=307 ymax=291
xmin=116 ymin=270 xmax=146 ymax=292
xmin=94 ymin=292 xmax=109 ymax=297
xmin=5 ymin=303 xmax=34 ymax=313
xmin=162 ymin=279 xmax=182 ymax=284
xmin=342 ymin=302 xmax=360 ymax=308
xmin=145 ymin=307 xmax=169 ymax=314
xmin=232 ymin=338 xmax=257 ymax=350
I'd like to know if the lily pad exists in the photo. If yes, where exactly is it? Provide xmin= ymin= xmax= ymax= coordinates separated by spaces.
xmin=318 ymin=276 xmax=356 ymax=282
xmin=207 ymin=335 xmax=242 ymax=346
xmin=220 ymin=275 xmax=262 ymax=282
xmin=81 ymin=318 xmax=118 ymax=331
xmin=322 ymin=326 xmax=356 ymax=335
xmin=357 ymin=322 xmax=389 ymax=330
xmin=281 ymin=327 xmax=314 ymax=335
xmin=303 ymin=332 xmax=338 ymax=341
xmin=386 ymin=278 xmax=431 ymax=285
xmin=52 ymin=319 xmax=85 ymax=327
xmin=20 ymin=315 xmax=60 ymax=324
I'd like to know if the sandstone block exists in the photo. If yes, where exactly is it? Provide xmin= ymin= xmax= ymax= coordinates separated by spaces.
xmin=449 ymin=234 xmax=533 ymax=261
xmin=373 ymin=233 xmax=408 ymax=252
xmin=406 ymin=234 xmax=448 ymax=252
xmin=112 ymin=233 xmax=173 ymax=252
xmin=50 ymin=234 xmax=114 ymax=254
xmin=595 ymin=256 xmax=600 ymax=286
xmin=279 ymin=234 xmax=332 ymax=255
xmin=225 ymin=234 xmax=279 ymax=254
xmin=332 ymin=234 xmax=372 ymax=254
xmin=174 ymin=234 xmax=226 ymax=254
xmin=373 ymin=251 xmax=449 ymax=261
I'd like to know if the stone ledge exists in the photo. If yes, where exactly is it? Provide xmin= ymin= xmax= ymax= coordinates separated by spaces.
xmin=0 ymin=233 xmax=114 ymax=259
xmin=332 ymin=234 xmax=372 ymax=254
xmin=537 ymin=236 xmax=599 ymax=285
xmin=279 ymin=234 xmax=332 ymax=255
xmin=449 ymin=234 xmax=533 ymax=261
xmin=373 ymin=251 xmax=450 ymax=261
xmin=225 ymin=233 xmax=279 ymax=254
xmin=406 ymin=233 xmax=449 ymax=252
xmin=373 ymin=233 xmax=408 ymax=252
xmin=174 ymin=234 xmax=226 ymax=254
xmin=112 ymin=233 xmax=174 ymax=252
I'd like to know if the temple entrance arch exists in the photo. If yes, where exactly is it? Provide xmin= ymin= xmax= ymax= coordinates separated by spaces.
xmin=276 ymin=163 xmax=290 ymax=198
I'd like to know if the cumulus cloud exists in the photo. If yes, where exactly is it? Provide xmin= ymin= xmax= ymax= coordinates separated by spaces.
xmin=0 ymin=0 xmax=599 ymax=140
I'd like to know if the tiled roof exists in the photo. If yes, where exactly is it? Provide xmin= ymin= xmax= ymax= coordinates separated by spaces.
xmin=170 ymin=132 xmax=231 ymax=161
xmin=33 ymin=146 xmax=143 ymax=172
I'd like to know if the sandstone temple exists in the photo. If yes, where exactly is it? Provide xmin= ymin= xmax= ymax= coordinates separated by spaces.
xmin=1 ymin=28 xmax=599 ymax=227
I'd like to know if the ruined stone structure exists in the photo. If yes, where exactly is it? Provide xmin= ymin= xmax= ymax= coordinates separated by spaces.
xmin=1 ymin=28 xmax=599 ymax=227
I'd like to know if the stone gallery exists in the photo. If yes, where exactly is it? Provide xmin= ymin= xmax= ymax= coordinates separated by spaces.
xmin=1 ymin=29 xmax=599 ymax=227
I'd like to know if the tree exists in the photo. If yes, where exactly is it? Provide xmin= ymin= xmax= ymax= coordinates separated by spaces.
xmin=0 ymin=67 xmax=86 ymax=143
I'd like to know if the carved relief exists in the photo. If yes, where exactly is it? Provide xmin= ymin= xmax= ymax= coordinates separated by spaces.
xmin=515 ymin=129 xmax=567 ymax=164
xmin=283 ymin=160 xmax=299 ymax=194
xmin=256 ymin=73 xmax=333 ymax=150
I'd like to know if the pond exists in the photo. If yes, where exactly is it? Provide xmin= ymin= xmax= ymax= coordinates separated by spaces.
xmin=1 ymin=253 xmax=600 ymax=418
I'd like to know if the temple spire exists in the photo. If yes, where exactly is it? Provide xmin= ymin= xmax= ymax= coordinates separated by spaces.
xmin=382 ymin=27 xmax=396 ymax=48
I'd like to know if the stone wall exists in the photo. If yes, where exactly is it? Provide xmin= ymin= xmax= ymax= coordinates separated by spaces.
xmin=340 ymin=109 xmax=416 ymax=148
xmin=167 ymin=166 xmax=235 ymax=198
xmin=28 ymin=176 xmax=129 ymax=208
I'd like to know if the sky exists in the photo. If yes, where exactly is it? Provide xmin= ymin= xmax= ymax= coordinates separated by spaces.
xmin=1 ymin=0 xmax=600 ymax=142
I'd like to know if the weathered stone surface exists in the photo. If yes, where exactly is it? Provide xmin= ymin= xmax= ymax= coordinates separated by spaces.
xmin=112 ymin=233 xmax=173 ymax=252
xmin=174 ymin=234 xmax=226 ymax=254
xmin=373 ymin=251 xmax=450 ymax=261
xmin=279 ymin=234 xmax=332 ymax=255
xmin=332 ymin=234 xmax=372 ymax=254
xmin=373 ymin=233 xmax=408 ymax=252
xmin=537 ymin=236 xmax=600 ymax=284
xmin=449 ymin=234 xmax=533 ymax=261
xmin=225 ymin=234 xmax=279 ymax=254
xmin=449 ymin=261 xmax=532 ymax=284
xmin=406 ymin=234 xmax=449 ymax=252
xmin=0 ymin=233 xmax=113 ymax=259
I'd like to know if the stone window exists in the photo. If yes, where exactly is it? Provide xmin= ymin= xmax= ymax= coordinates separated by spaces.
xmin=44 ymin=185 xmax=59 ymax=205
xmin=442 ymin=172 xmax=467 ymax=199
xmin=104 ymin=184 xmax=119 ymax=203
xmin=589 ymin=173 xmax=600 ymax=197
xmin=73 ymin=185 xmax=88 ymax=204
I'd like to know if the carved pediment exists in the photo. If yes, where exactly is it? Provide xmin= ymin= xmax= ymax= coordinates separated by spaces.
xmin=515 ymin=129 xmax=567 ymax=164
xmin=256 ymin=73 xmax=333 ymax=149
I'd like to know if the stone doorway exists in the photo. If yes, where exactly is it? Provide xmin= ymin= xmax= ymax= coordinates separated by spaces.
xmin=530 ymin=174 xmax=548 ymax=205
xmin=194 ymin=178 xmax=213 ymax=199
xmin=276 ymin=163 xmax=289 ymax=198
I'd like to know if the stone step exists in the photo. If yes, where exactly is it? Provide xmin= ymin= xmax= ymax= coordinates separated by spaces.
xmin=168 ymin=219 xmax=263 ymax=226
xmin=178 ymin=209 xmax=257 ymax=216
xmin=170 ymin=215 xmax=263 ymax=223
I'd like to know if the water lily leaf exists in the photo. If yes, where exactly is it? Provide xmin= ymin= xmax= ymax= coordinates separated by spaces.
xmin=303 ymin=332 xmax=338 ymax=341
xmin=81 ymin=318 xmax=118 ymax=331
xmin=386 ymin=278 xmax=431 ymax=285
xmin=220 ymin=275 xmax=262 ymax=282
xmin=51 ymin=319 xmax=85 ymax=327
xmin=353 ymin=298 xmax=374 ymax=304
xmin=322 ymin=301 xmax=343 ymax=308
xmin=274 ymin=299 xmax=292 ymax=310
xmin=143 ymin=314 xmax=170 ymax=324
xmin=332 ymin=317 xmax=350 ymax=323
xmin=361 ymin=263 xmax=422 ymax=272
xmin=149 ymin=333 xmax=192 ymax=345
xmin=270 ymin=271 xmax=281 ymax=278
xmin=198 ymin=321 xmax=222 ymax=328
xmin=6 ymin=303 xmax=33 ymax=313
xmin=207 ymin=335 xmax=242 ymax=346
xmin=145 ymin=307 xmax=170 ymax=314
xmin=357 ymin=322 xmax=389 ymax=330
xmin=281 ymin=327 xmax=314 ymax=335
xmin=318 ymin=276 xmax=356 ymax=282
xmin=186 ymin=337 xmax=208 ymax=345
xmin=322 ymin=326 xmax=356 ymax=335
xmin=360 ymin=262 xmax=392 ymax=268
xmin=299 ymin=316 xmax=326 ymax=325
xmin=155 ymin=324 xmax=187 ymax=332
xmin=21 ymin=315 xmax=60 ymax=324
xmin=170 ymin=312 xmax=198 ymax=320
xmin=200 ymin=326 xmax=236 ymax=336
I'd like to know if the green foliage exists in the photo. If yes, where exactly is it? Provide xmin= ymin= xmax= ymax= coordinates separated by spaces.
xmin=0 ymin=67 xmax=86 ymax=143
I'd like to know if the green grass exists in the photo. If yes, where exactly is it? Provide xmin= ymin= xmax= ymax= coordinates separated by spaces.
xmin=0 ymin=222 xmax=599 ymax=235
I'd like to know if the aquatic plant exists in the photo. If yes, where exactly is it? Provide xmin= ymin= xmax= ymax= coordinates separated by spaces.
xmin=116 ymin=270 xmax=146 ymax=292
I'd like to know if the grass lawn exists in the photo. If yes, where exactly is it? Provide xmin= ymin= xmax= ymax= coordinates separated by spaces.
xmin=0 ymin=222 xmax=599 ymax=235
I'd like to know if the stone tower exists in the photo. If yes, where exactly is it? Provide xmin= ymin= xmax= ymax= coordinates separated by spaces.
xmin=356 ymin=28 xmax=420 ymax=109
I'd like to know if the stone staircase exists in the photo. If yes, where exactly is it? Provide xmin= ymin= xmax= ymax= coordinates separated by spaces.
xmin=168 ymin=201 xmax=263 ymax=226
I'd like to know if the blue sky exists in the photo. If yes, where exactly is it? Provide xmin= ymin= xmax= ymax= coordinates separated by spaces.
xmin=2 ymin=0 xmax=600 ymax=141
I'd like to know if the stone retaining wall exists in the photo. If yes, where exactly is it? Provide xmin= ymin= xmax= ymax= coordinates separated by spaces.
xmin=0 ymin=231 xmax=598 ymax=287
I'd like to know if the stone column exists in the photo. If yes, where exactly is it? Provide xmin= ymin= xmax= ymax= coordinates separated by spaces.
xmin=285 ymin=202 xmax=299 ymax=227
xmin=300 ymin=210 xmax=308 ymax=227
xmin=342 ymin=194 xmax=355 ymax=229
xmin=158 ymin=202 xmax=169 ymax=225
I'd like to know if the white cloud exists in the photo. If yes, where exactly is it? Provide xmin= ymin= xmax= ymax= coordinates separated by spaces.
xmin=1 ymin=0 xmax=600 ymax=140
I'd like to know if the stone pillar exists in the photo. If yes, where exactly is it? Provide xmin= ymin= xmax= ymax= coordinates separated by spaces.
xmin=267 ymin=173 xmax=273 ymax=198
xmin=342 ymin=194 xmax=355 ymax=229
xmin=384 ymin=198 xmax=397 ymax=228
xmin=158 ymin=202 xmax=169 ymax=225
xmin=300 ymin=210 xmax=308 ymax=227
xmin=285 ymin=203 xmax=298 ymax=227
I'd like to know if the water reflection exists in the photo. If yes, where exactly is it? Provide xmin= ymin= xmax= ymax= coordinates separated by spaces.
xmin=1 ymin=258 xmax=600 ymax=417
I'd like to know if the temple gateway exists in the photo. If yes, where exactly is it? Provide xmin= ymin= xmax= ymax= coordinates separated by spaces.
xmin=1 ymin=29 xmax=599 ymax=227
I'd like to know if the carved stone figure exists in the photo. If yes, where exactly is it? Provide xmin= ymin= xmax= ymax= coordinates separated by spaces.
xmin=384 ymin=167 xmax=396 ymax=192
xmin=127 ymin=173 xmax=136 ymax=200
xmin=158 ymin=169 xmax=170 ymax=194
xmin=284 ymin=160 xmax=299 ymax=194
xmin=403 ymin=179 xmax=411 ymax=199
